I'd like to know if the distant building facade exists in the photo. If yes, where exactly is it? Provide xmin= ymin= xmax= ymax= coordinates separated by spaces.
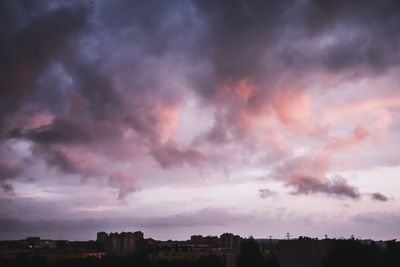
xmin=189 ymin=233 xmax=241 ymax=249
xmin=220 ymin=233 xmax=241 ymax=248
xmin=279 ymin=239 xmax=332 ymax=267
xmin=96 ymin=231 xmax=144 ymax=256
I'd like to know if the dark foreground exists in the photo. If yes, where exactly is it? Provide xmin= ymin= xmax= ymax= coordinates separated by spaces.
xmin=1 ymin=238 xmax=400 ymax=267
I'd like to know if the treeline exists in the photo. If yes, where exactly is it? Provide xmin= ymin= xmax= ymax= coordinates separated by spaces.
xmin=236 ymin=238 xmax=278 ymax=267
xmin=323 ymin=239 xmax=400 ymax=267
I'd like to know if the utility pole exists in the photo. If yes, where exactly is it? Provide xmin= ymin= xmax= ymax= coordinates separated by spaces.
xmin=286 ymin=233 xmax=291 ymax=240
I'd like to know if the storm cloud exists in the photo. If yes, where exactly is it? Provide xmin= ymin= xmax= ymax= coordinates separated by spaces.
xmin=0 ymin=0 xmax=399 ymax=240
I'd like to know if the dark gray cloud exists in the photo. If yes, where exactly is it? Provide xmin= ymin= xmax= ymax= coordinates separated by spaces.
xmin=287 ymin=176 xmax=361 ymax=199
xmin=9 ymin=118 xmax=91 ymax=145
xmin=0 ymin=183 xmax=13 ymax=193
xmin=0 ymin=160 xmax=24 ymax=193
xmin=1 ymin=0 xmax=203 ymax=183
xmin=279 ymin=0 xmax=400 ymax=73
xmin=193 ymin=0 xmax=291 ymax=93
xmin=369 ymin=192 xmax=389 ymax=202
xmin=193 ymin=0 xmax=400 ymax=92
xmin=270 ymin=153 xmax=363 ymax=199
xmin=1 ymin=0 xmax=400 ymax=198
xmin=0 ymin=2 xmax=89 ymax=134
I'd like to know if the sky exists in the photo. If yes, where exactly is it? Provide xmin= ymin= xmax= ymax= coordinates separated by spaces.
xmin=0 ymin=0 xmax=400 ymax=241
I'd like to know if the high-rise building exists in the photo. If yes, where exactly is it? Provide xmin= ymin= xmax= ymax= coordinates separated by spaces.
xmin=96 ymin=232 xmax=108 ymax=243
xmin=96 ymin=231 xmax=144 ymax=256
xmin=221 ymin=233 xmax=234 ymax=247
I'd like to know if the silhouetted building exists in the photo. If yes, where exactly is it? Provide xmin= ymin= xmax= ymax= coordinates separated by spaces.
xmin=190 ymin=235 xmax=204 ymax=244
xmin=205 ymin=235 xmax=222 ymax=247
xmin=279 ymin=239 xmax=332 ymax=267
xmin=220 ymin=233 xmax=241 ymax=248
xmin=96 ymin=232 xmax=108 ymax=243
xmin=25 ymin=237 xmax=40 ymax=248
xmin=96 ymin=231 xmax=144 ymax=256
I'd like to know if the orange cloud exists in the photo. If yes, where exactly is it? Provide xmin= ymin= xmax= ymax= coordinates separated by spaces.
xmin=272 ymin=88 xmax=318 ymax=135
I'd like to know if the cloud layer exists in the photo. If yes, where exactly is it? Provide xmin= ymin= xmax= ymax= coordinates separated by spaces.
xmin=0 ymin=0 xmax=399 ymax=240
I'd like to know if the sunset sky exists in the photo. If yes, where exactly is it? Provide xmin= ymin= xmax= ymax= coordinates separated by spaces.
xmin=1 ymin=0 xmax=400 ymax=241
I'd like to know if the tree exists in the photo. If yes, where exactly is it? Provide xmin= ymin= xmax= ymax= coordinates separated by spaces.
xmin=236 ymin=237 xmax=277 ymax=267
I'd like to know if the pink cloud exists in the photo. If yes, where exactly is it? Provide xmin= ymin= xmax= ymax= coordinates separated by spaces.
xmin=271 ymin=124 xmax=371 ymax=198
xmin=33 ymin=145 xmax=99 ymax=177
xmin=153 ymin=104 xmax=182 ymax=144
xmin=323 ymin=95 xmax=400 ymax=142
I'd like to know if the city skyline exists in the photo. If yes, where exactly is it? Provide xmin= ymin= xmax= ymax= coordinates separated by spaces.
xmin=1 ymin=0 xmax=400 ymax=241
